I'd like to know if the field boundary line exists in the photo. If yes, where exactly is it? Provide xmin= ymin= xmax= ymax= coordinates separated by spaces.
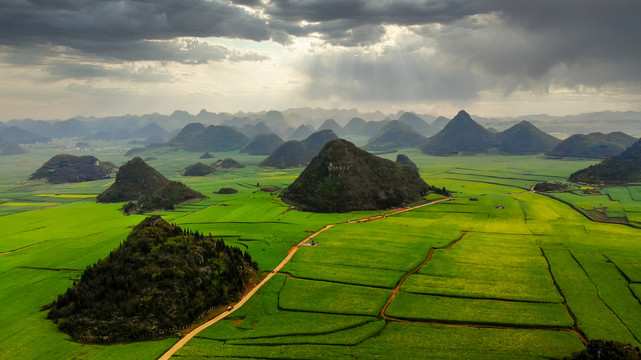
xmin=540 ymin=248 xmax=588 ymax=345
xmin=0 ymin=241 xmax=44 ymax=255
xmin=380 ymin=231 xmax=467 ymax=321
xmin=603 ymin=254 xmax=641 ymax=308
xmin=157 ymin=197 xmax=453 ymax=360
xmin=568 ymin=250 xmax=641 ymax=344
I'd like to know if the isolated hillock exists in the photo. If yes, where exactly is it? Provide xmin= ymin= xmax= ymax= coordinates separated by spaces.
xmin=343 ymin=117 xmax=367 ymax=135
xmin=168 ymin=123 xmax=248 ymax=152
xmin=569 ymin=138 xmax=641 ymax=184
xmin=365 ymin=120 xmax=428 ymax=151
xmin=200 ymin=152 xmax=214 ymax=159
xmin=30 ymin=154 xmax=116 ymax=184
xmin=182 ymin=163 xmax=215 ymax=176
xmin=421 ymin=110 xmax=496 ymax=156
xmin=398 ymin=112 xmax=436 ymax=136
xmin=0 ymin=125 xmax=50 ymax=144
xmin=263 ymin=110 xmax=287 ymax=131
xmin=261 ymin=130 xmax=339 ymax=169
xmin=1 ymin=143 xmax=27 ymax=155
xmin=124 ymin=147 xmax=145 ymax=156
xmin=281 ymin=139 xmax=447 ymax=212
xmin=289 ymin=124 xmax=313 ymax=140
xmin=168 ymin=123 xmax=205 ymax=146
xmin=317 ymin=119 xmax=343 ymax=136
xmin=130 ymin=123 xmax=167 ymax=139
xmin=303 ymin=130 xmax=339 ymax=156
xmin=533 ymin=182 xmax=569 ymax=192
xmin=396 ymin=154 xmax=418 ymax=169
xmin=362 ymin=120 xmax=390 ymax=137
xmin=244 ymin=122 xmax=274 ymax=138
xmin=547 ymin=132 xmax=636 ymax=159
xmin=215 ymin=187 xmax=238 ymax=194
xmin=241 ymin=133 xmax=284 ymax=155
xmin=259 ymin=141 xmax=308 ymax=168
xmin=216 ymin=158 xmax=245 ymax=169
xmin=46 ymin=215 xmax=257 ymax=343
xmin=496 ymin=121 xmax=560 ymax=154
xmin=97 ymin=157 xmax=204 ymax=213
xmin=431 ymin=116 xmax=450 ymax=129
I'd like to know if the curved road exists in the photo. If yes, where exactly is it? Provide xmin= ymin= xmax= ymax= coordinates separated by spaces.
xmin=158 ymin=198 xmax=453 ymax=360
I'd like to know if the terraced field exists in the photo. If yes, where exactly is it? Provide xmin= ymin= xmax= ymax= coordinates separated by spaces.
xmin=2 ymin=144 xmax=641 ymax=359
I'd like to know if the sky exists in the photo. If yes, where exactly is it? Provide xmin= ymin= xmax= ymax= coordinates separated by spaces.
xmin=1 ymin=0 xmax=640 ymax=121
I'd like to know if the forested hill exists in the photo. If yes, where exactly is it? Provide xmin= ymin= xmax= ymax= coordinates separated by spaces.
xmin=46 ymin=216 xmax=258 ymax=343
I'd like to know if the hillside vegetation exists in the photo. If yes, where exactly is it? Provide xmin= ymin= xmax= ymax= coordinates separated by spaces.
xmin=46 ymin=216 xmax=257 ymax=343
xmin=30 ymin=154 xmax=116 ymax=184
xmin=97 ymin=157 xmax=205 ymax=213
xmin=282 ymin=139 xmax=447 ymax=212
xmin=570 ymin=139 xmax=641 ymax=183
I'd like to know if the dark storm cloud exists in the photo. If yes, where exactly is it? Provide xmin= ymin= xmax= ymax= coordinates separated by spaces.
xmin=45 ymin=62 xmax=174 ymax=82
xmin=1 ymin=0 xmax=639 ymax=97
xmin=269 ymin=0 xmax=641 ymax=96
xmin=0 ymin=0 xmax=285 ymax=62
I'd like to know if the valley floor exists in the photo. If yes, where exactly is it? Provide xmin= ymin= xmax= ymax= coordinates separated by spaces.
xmin=2 ymin=143 xmax=641 ymax=359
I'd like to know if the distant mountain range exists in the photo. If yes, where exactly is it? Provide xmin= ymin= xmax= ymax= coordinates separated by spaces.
xmin=421 ymin=111 xmax=562 ymax=156
xmin=167 ymin=123 xmax=248 ymax=152
xmin=546 ymin=132 xmax=637 ymax=159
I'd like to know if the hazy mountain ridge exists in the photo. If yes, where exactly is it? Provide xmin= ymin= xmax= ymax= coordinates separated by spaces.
xmin=3 ymin=109 xmax=641 ymax=144
xmin=569 ymin=139 xmax=641 ymax=183
xmin=260 ymin=130 xmax=339 ymax=168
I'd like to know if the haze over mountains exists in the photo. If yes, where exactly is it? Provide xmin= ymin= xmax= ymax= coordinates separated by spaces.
xmin=3 ymin=108 xmax=641 ymax=165
xmin=3 ymin=109 xmax=641 ymax=145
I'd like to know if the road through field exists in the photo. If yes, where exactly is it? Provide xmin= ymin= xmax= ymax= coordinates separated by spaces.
xmin=157 ymin=197 xmax=453 ymax=360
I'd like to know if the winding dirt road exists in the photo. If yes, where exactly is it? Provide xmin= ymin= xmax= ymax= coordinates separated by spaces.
xmin=157 ymin=198 xmax=453 ymax=360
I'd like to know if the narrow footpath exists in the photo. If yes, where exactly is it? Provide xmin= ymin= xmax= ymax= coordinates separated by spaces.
xmin=158 ymin=197 xmax=453 ymax=360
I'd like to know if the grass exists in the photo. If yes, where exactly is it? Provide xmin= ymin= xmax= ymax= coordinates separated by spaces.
xmin=571 ymin=250 xmax=641 ymax=342
xmin=385 ymin=292 xmax=573 ymax=327
xmin=281 ymin=261 xmax=404 ymax=288
xmin=278 ymin=277 xmax=390 ymax=316
xmin=543 ymin=248 xmax=638 ymax=344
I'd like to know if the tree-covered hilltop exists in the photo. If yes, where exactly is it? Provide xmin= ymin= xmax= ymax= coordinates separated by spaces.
xmin=182 ymin=162 xmax=215 ymax=176
xmin=46 ymin=216 xmax=258 ymax=344
xmin=30 ymin=154 xmax=116 ymax=183
xmin=97 ymin=157 xmax=205 ymax=213
xmin=569 ymin=138 xmax=641 ymax=184
xmin=282 ymin=139 xmax=448 ymax=213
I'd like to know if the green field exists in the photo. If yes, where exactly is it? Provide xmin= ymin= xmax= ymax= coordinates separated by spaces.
xmin=3 ymin=143 xmax=641 ymax=359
